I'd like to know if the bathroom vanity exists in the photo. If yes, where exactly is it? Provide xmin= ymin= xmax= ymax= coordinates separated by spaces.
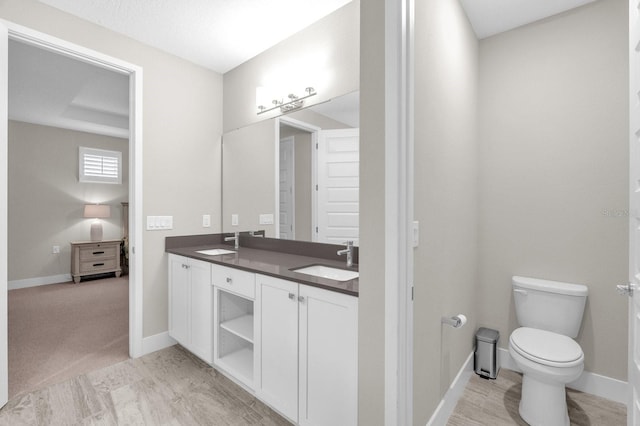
xmin=166 ymin=234 xmax=358 ymax=426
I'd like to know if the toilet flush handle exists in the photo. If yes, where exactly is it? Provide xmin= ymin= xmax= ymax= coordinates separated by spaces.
xmin=513 ymin=289 xmax=528 ymax=296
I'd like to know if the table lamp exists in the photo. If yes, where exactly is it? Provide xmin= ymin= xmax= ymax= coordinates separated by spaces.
xmin=84 ymin=204 xmax=111 ymax=241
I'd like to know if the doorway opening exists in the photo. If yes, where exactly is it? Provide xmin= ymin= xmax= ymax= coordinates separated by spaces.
xmin=0 ymin=22 xmax=143 ymax=407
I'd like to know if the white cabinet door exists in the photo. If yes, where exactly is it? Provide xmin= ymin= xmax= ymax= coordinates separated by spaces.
xmin=299 ymin=285 xmax=358 ymax=426
xmin=189 ymin=259 xmax=213 ymax=364
xmin=256 ymin=274 xmax=299 ymax=421
xmin=168 ymin=254 xmax=190 ymax=345
xmin=168 ymin=254 xmax=213 ymax=364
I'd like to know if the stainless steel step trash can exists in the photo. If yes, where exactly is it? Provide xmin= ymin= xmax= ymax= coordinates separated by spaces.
xmin=475 ymin=327 xmax=499 ymax=379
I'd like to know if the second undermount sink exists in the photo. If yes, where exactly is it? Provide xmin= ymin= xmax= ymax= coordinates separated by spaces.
xmin=196 ymin=248 xmax=237 ymax=256
xmin=291 ymin=265 xmax=359 ymax=282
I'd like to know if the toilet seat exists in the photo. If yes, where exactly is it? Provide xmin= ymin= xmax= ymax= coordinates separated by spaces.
xmin=510 ymin=327 xmax=583 ymax=368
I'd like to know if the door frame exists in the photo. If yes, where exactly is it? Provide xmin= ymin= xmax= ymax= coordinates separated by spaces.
xmin=0 ymin=21 xmax=144 ymax=395
xmin=629 ymin=0 xmax=639 ymax=423
xmin=275 ymin=116 xmax=320 ymax=240
xmin=384 ymin=0 xmax=415 ymax=423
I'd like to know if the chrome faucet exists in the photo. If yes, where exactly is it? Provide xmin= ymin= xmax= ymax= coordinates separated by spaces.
xmin=224 ymin=231 xmax=240 ymax=250
xmin=337 ymin=241 xmax=354 ymax=267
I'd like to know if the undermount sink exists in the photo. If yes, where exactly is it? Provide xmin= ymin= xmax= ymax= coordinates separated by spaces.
xmin=291 ymin=265 xmax=359 ymax=282
xmin=196 ymin=248 xmax=236 ymax=256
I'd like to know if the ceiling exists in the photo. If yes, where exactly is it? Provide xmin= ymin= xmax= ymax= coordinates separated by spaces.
xmin=459 ymin=0 xmax=597 ymax=39
xmin=9 ymin=40 xmax=129 ymax=139
xmin=38 ymin=0 xmax=353 ymax=75
xmin=13 ymin=0 xmax=598 ymax=138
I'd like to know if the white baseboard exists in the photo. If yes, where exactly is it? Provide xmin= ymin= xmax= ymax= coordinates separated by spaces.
xmin=8 ymin=273 xmax=72 ymax=290
xmin=426 ymin=351 xmax=474 ymax=426
xmin=497 ymin=347 xmax=628 ymax=404
xmin=141 ymin=331 xmax=177 ymax=356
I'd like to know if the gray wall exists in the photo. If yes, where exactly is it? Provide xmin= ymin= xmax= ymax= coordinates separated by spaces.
xmin=478 ymin=0 xmax=628 ymax=380
xmin=8 ymin=121 xmax=128 ymax=281
xmin=0 ymin=0 xmax=224 ymax=338
xmin=358 ymin=0 xmax=386 ymax=424
xmin=223 ymin=1 xmax=359 ymax=132
xmin=222 ymin=119 xmax=277 ymax=235
xmin=413 ymin=0 xmax=479 ymax=423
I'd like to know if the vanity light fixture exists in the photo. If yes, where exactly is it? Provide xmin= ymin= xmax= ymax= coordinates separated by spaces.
xmin=257 ymin=87 xmax=317 ymax=115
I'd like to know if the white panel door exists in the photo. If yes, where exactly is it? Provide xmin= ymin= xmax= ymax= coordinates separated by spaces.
xmin=256 ymin=275 xmax=299 ymax=422
xmin=629 ymin=1 xmax=640 ymax=423
xmin=0 ymin=21 xmax=7 ymax=410
xmin=299 ymin=285 xmax=358 ymax=426
xmin=279 ymin=137 xmax=295 ymax=239
xmin=316 ymin=129 xmax=359 ymax=245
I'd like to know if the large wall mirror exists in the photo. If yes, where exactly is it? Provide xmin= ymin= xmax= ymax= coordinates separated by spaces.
xmin=222 ymin=91 xmax=359 ymax=245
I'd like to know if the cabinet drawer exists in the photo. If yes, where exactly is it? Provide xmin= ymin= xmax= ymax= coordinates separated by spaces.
xmin=79 ymin=245 xmax=118 ymax=260
xmin=212 ymin=264 xmax=255 ymax=299
xmin=80 ymin=258 xmax=117 ymax=273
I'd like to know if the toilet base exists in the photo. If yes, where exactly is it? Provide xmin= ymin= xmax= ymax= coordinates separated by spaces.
xmin=519 ymin=374 xmax=569 ymax=426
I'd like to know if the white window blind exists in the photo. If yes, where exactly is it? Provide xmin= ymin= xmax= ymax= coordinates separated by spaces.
xmin=79 ymin=147 xmax=122 ymax=184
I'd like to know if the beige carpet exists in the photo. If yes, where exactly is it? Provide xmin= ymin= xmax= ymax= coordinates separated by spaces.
xmin=8 ymin=276 xmax=129 ymax=398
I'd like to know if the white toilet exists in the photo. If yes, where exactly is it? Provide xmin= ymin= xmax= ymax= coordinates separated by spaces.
xmin=509 ymin=276 xmax=588 ymax=426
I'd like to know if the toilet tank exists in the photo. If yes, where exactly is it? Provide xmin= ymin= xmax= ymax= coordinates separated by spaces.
xmin=512 ymin=276 xmax=588 ymax=338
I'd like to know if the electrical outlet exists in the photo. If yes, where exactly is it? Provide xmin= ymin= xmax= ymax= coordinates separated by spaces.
xmin=231 ymin=214 xmax=239 ymax=226
xmin=52 ymin=245 xmax=60 ymax=254
xmin=202 ymin=214 xmax=211 ymax=227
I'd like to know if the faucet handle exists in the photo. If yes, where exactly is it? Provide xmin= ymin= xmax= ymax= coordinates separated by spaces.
xmin=342 ymin=240 xmax=354 ymax=247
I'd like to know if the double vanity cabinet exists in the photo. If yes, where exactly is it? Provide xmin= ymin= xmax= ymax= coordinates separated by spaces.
xmin=167 ymin=245 xmax=358 ymax=426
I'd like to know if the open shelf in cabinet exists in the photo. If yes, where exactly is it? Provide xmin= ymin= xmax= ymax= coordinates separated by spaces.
xmin=215 ymin=287 xmax=255 ymax=389
xmin=220 ymin=314 xmax=254 ymax=342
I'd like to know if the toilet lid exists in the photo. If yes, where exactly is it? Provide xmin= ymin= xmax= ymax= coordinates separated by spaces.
xmin=510 ymin=327 xmax=583 ymax=367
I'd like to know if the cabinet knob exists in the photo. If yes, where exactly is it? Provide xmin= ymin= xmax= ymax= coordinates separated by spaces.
xmin=298 ymin=296 xmax=305 ymax=303
xmin=226 ymin=277 xmax=232 ymax=284
xmin=288 ymin=292 xmax=295 ymax=300
xmin=182 ymin=264 xmax=189 ymax=269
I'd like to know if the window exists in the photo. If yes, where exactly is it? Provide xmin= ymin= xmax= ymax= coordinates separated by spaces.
xmin=79 ymin=147 xmax=122 ymax=184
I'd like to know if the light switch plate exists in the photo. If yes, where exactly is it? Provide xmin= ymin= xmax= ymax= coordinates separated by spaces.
xmin=147 ymin=216 xmax=173 ymax=230
xmin=202 ymin=214 xmax=211 ymax=227
xmin=259 ymin=214 xmax=274 ymax=225
xmin=412 ymin=220 xmax=419 ymax=247
xmin=231 ymin=214 xmax=239 ymax=226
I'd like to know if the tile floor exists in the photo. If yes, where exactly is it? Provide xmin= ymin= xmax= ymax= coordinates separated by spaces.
xmin=0 ymin=346 xmax=627 ymax=426
xmin=447 ymin=368 xmax=627 ymax=425
xmin=0 ymin=345 xmax=291 ymax=425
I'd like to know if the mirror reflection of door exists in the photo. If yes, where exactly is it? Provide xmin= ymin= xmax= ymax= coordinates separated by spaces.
xmin=279 ymin=136 xmax=295 ymax=239
xmin=316 ymin=128 xmax=359 ymax=246
xmin=279 ymin=123 xmax=315 ymax=241
xmin=278 ymin=120 xmax=359 ymax=245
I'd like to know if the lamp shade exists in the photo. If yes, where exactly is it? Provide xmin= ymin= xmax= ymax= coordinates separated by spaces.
xmin=83 ymin=204 xmax=111 ymax=219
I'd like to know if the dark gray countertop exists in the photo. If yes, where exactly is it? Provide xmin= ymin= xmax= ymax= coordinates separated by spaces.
xmin=166 ymin=239 xmax=358 ymax=297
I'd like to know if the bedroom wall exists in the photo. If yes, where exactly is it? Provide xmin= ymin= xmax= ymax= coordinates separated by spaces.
xmin=8 ymin=121 xmax=128 ymax=286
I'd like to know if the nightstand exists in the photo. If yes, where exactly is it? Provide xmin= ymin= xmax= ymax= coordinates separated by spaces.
xmin=70 ymin=240 xmax=123 ymax=283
